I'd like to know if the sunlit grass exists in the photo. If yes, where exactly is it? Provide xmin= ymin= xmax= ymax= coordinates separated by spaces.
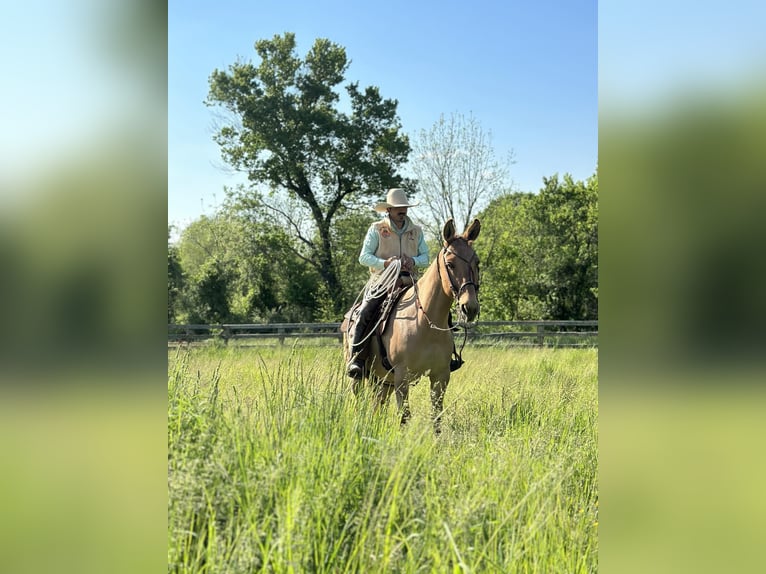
xmin=168 ymin=345 xmax=597 ymax=572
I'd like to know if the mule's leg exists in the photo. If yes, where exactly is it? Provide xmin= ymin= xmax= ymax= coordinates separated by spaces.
xmin=394 ymin=367 xmax=412 ymax=426
xmin=429 ymin=375 xmax=450 ymax=434
xmin=375 ymin=380 xmax=395 ymax=410
xmin=395 ymin=385 xmax=412 ymax=426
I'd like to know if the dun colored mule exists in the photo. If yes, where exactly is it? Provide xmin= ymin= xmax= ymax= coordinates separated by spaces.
xmin=344 ymin=218 xmax=481 ymax=432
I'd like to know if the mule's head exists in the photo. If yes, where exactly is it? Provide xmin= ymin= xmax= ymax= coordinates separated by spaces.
xmin=441 ymin=219 xmax=481 ymax=323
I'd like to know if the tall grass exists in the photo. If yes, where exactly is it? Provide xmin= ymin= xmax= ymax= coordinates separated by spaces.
xmin=168 ymin=344 xmax=598 ymax=573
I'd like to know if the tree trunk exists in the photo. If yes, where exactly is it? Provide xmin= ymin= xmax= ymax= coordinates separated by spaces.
xmin=315 ymin=220 xmax=345 ymax=316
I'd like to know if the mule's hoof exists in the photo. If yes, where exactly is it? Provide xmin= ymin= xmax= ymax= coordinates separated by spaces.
xmin=347 ymin=361 xmax=364 ymax=380
xmin=450 ymin=358 xmax=464 ymax=372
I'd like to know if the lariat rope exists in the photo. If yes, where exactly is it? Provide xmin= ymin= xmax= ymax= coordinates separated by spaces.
xmin=348 ymin=259 xmax=402 ymax=347
xmin=364 ymin=257 xmax=402 ymax=301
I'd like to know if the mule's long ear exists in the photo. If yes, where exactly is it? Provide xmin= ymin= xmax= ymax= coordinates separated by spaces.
xmin=442 ymin=219 xmax=456 ymax=245
xmin=463 ymin=218 xmax=481 ymax=242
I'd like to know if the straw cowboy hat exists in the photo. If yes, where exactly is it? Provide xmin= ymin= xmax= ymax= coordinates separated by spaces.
xmin=374 ymin=188 xmax=420 ymax=213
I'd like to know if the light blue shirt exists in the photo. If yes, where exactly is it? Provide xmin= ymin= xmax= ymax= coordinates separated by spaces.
xmin=359 ymin=216 xmax=430 ymax=271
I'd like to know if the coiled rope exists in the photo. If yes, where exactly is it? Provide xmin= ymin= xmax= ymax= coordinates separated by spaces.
xmin=363 ymin=258 xmax=401 ymax=301
xmin=348 ymin=259 xmax=402 ymax=347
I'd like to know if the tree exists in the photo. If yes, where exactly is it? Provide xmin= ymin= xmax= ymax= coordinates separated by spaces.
xmin=206 ymin=33 xmax=411 ymax=316
xmin=477 ymin=172 xmax=598 ymax=320
xmin=476 ymin=192 xmax=543 ymax=319
xmin=175 ymin=210 xmax=321 ymax=324
xmin=168 ymin=226 xmax=184 ymax=323
xmin=409 ymin=112 xmax=513 ymax=240
xmin=186 ymin=260 xmax=234 ymax=324
xmin=528 ymin=173 xmax=598 ymax=320
xmin=175 ymin=215 xmax=239 ymax=324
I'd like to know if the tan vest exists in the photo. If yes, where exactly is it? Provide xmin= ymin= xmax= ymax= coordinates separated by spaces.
xmin=369 ymin=219 xmax=423 ymax=274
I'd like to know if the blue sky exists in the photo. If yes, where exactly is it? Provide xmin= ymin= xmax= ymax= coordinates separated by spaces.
xmin=168 ymin=0 xmax=598 ymax=230
xmin=599 ymin=0 xmax=766 ymax=110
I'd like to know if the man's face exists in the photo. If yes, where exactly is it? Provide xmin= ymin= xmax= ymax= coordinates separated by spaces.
xmin=388 ymin=207 xmax=408 ymax=228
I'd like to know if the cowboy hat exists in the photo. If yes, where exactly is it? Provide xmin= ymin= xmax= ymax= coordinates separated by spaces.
xmin=373 ymin=188 xmax=420 ymax=213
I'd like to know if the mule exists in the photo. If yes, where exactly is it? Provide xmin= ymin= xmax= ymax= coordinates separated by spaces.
xmin=343 ymin=218 xmax=481 ymax=432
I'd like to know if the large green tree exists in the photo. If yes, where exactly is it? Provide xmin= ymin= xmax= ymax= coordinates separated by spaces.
xmin=478 ymin=172 xmax=598 ymax=320
xmin=477 ymin=192 xmax=540 ymax=319
xmin=175 ymin=210 xmax=321 ymax=324
xmin=206 ymin=33 xmax=411 ymax=315
xmin=529 ymin=173 xmax=598 ymax=320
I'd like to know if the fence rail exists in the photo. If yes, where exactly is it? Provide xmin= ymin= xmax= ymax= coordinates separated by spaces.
xmin=168 ymin=320 xmax=597 ymax=348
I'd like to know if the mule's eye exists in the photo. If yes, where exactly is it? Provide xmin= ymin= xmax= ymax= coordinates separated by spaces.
xmin=446 ymin=262 xmax=454 ymax=269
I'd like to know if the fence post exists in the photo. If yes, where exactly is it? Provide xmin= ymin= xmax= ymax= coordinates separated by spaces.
xmin=278 ymin=327 xmax=285 ymax=345
xmin=536 ymin=324 xmax=544 ymax=347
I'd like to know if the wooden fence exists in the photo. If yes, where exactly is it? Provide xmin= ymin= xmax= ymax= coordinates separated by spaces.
xmin=168 ymin=320 xmax=597 ymax=348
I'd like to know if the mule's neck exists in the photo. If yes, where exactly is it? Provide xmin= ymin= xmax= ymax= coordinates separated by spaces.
xmin=417 ymin=257 xmax=454 ymax=328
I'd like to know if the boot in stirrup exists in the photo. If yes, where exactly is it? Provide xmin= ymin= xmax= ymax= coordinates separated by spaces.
xmin=347 ymin=355 xmax=365 ymax=380
xmin=346 ymin=304 xmax=372 ymax=379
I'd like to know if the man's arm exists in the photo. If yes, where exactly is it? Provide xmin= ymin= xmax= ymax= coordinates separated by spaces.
xmin=358 ymin=226 xmax=384 ymax=270
xmin=412 ymin=232 xmax=430 ymax=268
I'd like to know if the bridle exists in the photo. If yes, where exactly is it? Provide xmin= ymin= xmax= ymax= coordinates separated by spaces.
xmin=406 ymin=239 xmax=480 ymax=374
xmin=439 ymin=241 xmax=481 ymax=300
xmin=413 ymin=239 xmax=480 ymax=332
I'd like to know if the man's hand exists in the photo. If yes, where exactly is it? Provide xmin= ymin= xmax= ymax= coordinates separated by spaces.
xmin=400 ymin=254 xmax=414 ymax=272
xmin=383 ymin=256 xmax=398 ymax=269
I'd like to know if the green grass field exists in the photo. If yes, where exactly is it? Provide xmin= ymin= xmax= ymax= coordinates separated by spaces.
xmin=168 ymin=344 xmax=598 ymax=573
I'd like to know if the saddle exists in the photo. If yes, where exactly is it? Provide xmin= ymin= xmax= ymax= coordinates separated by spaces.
xmin=340 ymin=283 xmax=409 ymax=336
xmin=373 ymin=296 xmax=464 ymax=373
xmin=340 ymin=273 xmax=463 ymax=373
xmin=340 ymin=280 xmax=411 ymax=374
xmin=340 ymin=273 xmax=414 ymax=334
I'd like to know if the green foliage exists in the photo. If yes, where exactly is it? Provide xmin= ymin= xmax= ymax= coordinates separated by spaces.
xmin=174 ymin=211 xmax=321 ymax=324
xmin=168 ymin=227 xmax=184 ymax=323
xmin=170 ymin=169 xmax=598 ymax=324
xmin=185 ymin=260 xmax=233 ymax=324
xmin=168 ymin=346 xmax=598 ymax=573
xmin=477 ymin=192 xmax=541 ymax=319
xmin=478 ymin=172 xmax=598 ymax=320
xmin=528 ymin=173 xmax=598 ymax=319
xmin=206 ymin=33 xmax=411 ymax=315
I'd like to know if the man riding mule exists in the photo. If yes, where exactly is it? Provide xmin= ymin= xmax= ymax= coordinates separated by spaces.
xmin=345 ymin=188 xmax=430 ymax=379
xmin=343 ymin=211 xmax=482 ymax=432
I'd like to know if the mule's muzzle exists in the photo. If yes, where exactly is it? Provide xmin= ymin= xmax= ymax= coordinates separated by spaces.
xmin=460 ymin=303 xmax=479 ymax=322
xmin=459 ymin=292 xmax=480 ymax=322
